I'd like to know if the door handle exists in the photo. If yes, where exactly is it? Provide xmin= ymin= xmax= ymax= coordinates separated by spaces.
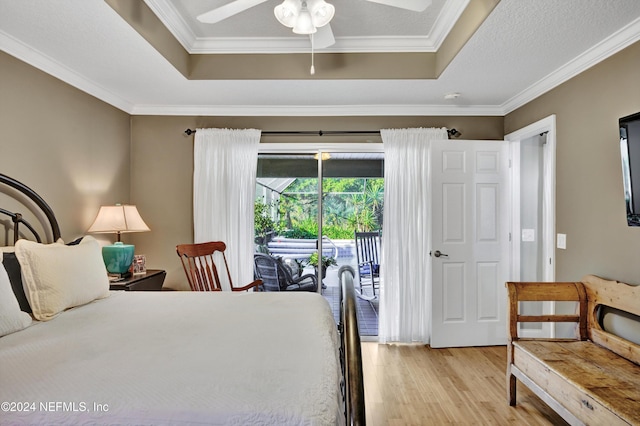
xmin=431 ymin=250 xmax=448 ymax=258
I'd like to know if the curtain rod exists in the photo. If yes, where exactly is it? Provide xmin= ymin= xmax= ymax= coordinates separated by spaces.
xmin=183 ymin=128 xmax=462 ymax=137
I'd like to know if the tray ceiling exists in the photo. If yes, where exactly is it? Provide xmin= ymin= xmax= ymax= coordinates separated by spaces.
xmin=1 ymin=0 xmax=639 ymax=116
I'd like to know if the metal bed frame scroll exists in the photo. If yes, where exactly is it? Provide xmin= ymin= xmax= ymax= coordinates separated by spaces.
xmin=0 ymin=173 xmax=61 ymax=244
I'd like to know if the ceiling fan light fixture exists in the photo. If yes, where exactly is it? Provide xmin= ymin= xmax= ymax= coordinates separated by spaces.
xmin=310 ymin=0 xmax=335 ymax=28
xmin=292 ymin=4 xmax=316 ymax=34
xmin=275 ymin=0 xmax=333 ymax=35
xmin=274 ymin=0 xmax=298 ymax=28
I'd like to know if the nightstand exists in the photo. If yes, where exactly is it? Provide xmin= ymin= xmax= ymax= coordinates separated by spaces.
xmin=109 ymin=269 xmax=166 ymax=291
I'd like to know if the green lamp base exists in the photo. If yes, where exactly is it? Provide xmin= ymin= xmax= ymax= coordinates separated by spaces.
xmin=102 ymin=242 xmax=135 ymax=275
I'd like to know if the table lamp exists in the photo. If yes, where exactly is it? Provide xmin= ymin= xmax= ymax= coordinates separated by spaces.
xmin=88 ymin=204 xmax=150 ymax=276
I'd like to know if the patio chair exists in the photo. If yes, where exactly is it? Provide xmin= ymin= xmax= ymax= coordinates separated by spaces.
xmin=176 ymin=241 xmax=262 ymax=291
xmin=253 ymin=253 xmax=318 ymax=292
xmin=354 ymin=231 xmax=381 ymax=299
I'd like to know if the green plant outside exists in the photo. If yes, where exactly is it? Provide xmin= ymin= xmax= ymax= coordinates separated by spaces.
xmin=255 ymin=177 xmax=383 ymax=242
xmin=254 ymin=199 xmax=282 ymax=244
xmin=306 ymin=251 xmax=338 ymax=269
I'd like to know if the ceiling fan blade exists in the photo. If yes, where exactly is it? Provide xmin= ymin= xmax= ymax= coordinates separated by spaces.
xmin=313 ymin=24 xmax=335 ymax=49
xmin=196 ymin=0 xmax=269 ymax=24
xmin=365 ymin=0 xmax=431 ymax=12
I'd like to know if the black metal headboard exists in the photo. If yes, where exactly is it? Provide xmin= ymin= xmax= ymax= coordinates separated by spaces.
xmin=0 ymin=173 xmax=61 ymax=244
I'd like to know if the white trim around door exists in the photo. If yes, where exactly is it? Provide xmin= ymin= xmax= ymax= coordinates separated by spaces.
xmin=505 ymin=114 xmax=557 ymax=338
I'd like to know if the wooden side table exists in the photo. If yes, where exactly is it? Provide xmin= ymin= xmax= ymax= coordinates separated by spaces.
xmin=109 ymin=269 xmax=166 ymax=291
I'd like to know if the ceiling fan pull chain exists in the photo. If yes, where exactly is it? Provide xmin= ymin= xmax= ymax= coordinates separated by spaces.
xmin=310 ymin=33 xmax=315 ymax=75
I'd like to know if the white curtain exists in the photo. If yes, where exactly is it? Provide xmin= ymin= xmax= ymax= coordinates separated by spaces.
xmin=378 ymin=127 xmax=448 ymax=343
xmin=193 ymin=128 xmax=261 ymax=290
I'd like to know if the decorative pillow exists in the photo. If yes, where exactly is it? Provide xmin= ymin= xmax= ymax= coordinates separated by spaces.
xmin=15 ymin=236 xmax=110 ymax=321
xmin=2 ymin=252 xmax=31 ymax=313
xmin=1 ymin=240 xmax=64 ymax=314
xmin=0 ymin=260 xmax=32 ymax=336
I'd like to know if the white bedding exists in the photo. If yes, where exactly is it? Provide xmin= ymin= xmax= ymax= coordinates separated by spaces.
xmin=0 ymin=291 xmax=343 ymax=425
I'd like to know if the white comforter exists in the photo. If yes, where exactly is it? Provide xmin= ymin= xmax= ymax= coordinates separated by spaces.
xmin=0 ymin=291 xmax=343 ymax=425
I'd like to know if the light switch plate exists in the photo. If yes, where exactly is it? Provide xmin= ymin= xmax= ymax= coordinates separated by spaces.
xmin=522 ymin=229 xmax=535 ymax=242
xmin=557 ymin=233 xmax=566 ymax=249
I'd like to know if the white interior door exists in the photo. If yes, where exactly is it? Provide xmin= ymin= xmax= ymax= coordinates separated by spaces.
xmin=430 ymin=140 xmax=510 ymax=348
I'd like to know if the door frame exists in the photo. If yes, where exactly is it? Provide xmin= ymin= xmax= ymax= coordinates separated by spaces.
xmin=504 ymin=115 xmax=557 ymax=338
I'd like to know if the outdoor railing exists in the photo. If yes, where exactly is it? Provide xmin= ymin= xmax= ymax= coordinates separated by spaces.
xmin=267 ymin=235 xmax=339 ymax=260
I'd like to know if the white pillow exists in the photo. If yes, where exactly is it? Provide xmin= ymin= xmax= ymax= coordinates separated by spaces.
xmin=15 ymin=236 xmax=110 ymax=321
xmin=0 ymin=260 xmax=32 ymax=336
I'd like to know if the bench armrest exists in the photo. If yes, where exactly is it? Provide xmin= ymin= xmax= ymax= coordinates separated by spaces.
xmin=506 ymin=281 xmax=588 ymax=341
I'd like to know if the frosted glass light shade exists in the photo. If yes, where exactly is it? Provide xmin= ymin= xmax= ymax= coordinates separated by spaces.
xmin=274 ymin=0 xmax=298 ymax=28
xmin=293 ymin=7 xmax=316 ymax=34
xmin=275 ymin=0 xmax=334 ymax=34
xmin=310 ymin=0 xmax=334 ymax=28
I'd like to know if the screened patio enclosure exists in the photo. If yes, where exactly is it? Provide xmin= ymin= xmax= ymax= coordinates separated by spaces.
xmin=255 ymin=152 xmax=383 ymax=336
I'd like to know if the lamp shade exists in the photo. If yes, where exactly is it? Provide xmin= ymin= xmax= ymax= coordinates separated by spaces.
xmin=87 ymin=205 xmax=150 ymax=237
xmin=88 ymin=205 xmax=150 ymax=275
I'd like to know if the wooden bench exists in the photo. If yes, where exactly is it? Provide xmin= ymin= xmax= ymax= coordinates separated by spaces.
xmin=506 ymin=274 xmax=640 ymax=425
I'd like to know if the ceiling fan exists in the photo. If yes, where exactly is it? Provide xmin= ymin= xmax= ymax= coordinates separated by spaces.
xmin=196 ymin=0 xmax=432 ymax=49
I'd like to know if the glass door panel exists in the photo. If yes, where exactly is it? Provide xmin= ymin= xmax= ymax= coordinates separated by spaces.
xmin=255 ymin=147 xmax=384 ymax=337
xmin=255 ymin=154 xmax=319 ymax=290
xmin=321 ymin=151 xmax=384 ymax=337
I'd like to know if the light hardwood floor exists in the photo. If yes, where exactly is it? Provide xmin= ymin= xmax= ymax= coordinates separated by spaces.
xmin=361 ymin=342 xmax=568 ymax=425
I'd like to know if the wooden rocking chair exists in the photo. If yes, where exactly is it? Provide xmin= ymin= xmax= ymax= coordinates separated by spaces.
xmin=354 ymin=231 xmax=381 ymax=300
xmin=176 ymin=241 xmax=262 ymax=292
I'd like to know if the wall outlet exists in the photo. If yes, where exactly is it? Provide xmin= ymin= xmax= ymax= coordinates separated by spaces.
xmin=557 ymin=233 xmax=566 ymax=249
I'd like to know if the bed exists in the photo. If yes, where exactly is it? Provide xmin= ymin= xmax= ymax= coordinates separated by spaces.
xmin=0 ymin=173 xmax=364 ymax=425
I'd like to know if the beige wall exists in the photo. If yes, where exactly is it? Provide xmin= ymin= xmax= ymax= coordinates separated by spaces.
xmin=0 ymin=51 xmax=131 ymax=243
xmin=130 ymin=115 xmax=504 ymax=290
xmin=505 ymin=41 xmax=640 ymax=284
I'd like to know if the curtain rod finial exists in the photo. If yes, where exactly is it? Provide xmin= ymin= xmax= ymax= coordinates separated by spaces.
xmin=447 ymin=128 xmax=462 ymax=138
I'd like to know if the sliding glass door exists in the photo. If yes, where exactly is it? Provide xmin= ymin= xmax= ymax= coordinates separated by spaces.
xmin=321 ymin=151 xmax=383 ymax=337
xmin=255 ymin=144 xmax=383 ymax=336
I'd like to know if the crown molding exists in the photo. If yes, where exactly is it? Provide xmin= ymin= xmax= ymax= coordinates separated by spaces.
xmin=189 ymin=35 xmax=439 ymax=54
xmin=130 ymin=103 xmax=504 ymax=116
xmin=502 ymin=16 xmax=640 ymax=115
xmin=0 ymin=30 xmax=134 ymax=114
xmin=145 ymin=0 xmax=468 ymax=54
xmin=429 ymin=0 xmax=469 ymax=49
xmin=144 ymin=0 xmax=196 ymax=52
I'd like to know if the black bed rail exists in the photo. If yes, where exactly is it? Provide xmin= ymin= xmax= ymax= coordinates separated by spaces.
xmin=0 ymin=174 xmax=61 ymax=243
xmin=339 ymin=265 xmax=365 ymax=425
